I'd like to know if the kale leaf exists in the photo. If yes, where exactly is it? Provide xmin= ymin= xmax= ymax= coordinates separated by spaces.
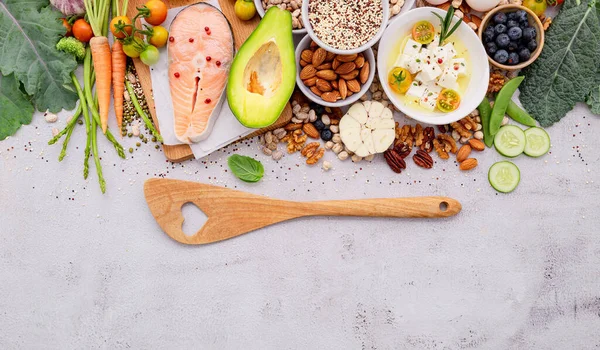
xmin=0 ymin=74 xmax=34 ymax=140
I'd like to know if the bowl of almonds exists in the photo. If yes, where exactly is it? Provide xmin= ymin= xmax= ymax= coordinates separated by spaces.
xmin=295 ymin=34 xmax=375 ymax=107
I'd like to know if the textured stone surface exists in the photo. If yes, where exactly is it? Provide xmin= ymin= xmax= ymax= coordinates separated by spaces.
xmin=1 ymin=103 xmax=599 ymax=349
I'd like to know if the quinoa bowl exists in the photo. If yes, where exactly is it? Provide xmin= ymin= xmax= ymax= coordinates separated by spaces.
xmin=301 ymin=0 xmax=389 ymax=55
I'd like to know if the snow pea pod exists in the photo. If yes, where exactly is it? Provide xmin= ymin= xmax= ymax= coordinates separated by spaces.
xmin=490 ymin=76 xmax=524 ymax=136
xmin=506 ymin=100 xmax=537 ymax=127
xmin=477 ymin=97 xmax=493 ymax=147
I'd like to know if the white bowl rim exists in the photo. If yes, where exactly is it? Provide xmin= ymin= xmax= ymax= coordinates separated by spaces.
xmin=301 ymin=0 xmax=389 ymax=55
xmin=254 ymin=0 xmax=308 ymax=34
xmin=295 ymin=34 xmax=376 ymax=107
xmin=377 ymin=7 xmax=490 ymax=125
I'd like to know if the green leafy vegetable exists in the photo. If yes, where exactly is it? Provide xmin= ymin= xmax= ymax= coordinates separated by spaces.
xmin=587 ymin=86 xmax=600 ymax=114
xmin=0 ymin=0 xmax=78 ymax=113
xmin=519 ymin=0 xmax=600 ymax=126
xmin=56 ymin=37 xmax=86 ymax=62
xmin=432 ymin=7 xmax=462 ymax=45
xmin=228 ymin=155 xmax=264 ymax=183
xmin=0 ymin=74 xmax=34 ymax=140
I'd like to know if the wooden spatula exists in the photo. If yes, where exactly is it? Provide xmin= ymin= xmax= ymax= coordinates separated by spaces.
xmin=144 ymin=178 xmax=462 ymax=245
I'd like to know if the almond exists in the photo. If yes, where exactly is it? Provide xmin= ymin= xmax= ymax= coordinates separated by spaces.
xmin=284 ymin=123 xmax=302 ymax=131
xmin=310 ymin=86 xmax=322 ymax=96
xmin=300 ymin=65 xmax=317 ymax=80
xmin=359 ymin=62 xmax=370 ymax=84
xmin=346 ymin=79 xmax=361 ymax=93
xmin=325 ymin=51 xmax=336 ymax=62
xmin=340 ymin=70 xmax=359 ymax=80
xmin=337 ymin=54 xmax=357 ymax=62
xmin=354 ymin=55 xmax=365 ymax=68
xmin=459 ymin=158 xmax=478 ymax=171
xmin=468 ymin=138 xmax=485 ymax=151
xmin=456 ymin=144 xmax=471 ymax=163
xmin=335 ymin=62 xmax=356 ymax=75
xmin=347 ymin=91 xmax=353 ymax=97
xmin=312 ymin=48 xmax=327 ymax=67
xmin=300 ymin=60 xmax=308 ymax=67
xmin=310 ymin=40 xmax=318 ymax=48
xmin=316 ymin=79 xmax=332 ymax=92
xmin=303 ymin=123 xmax=320 ymax=139
xmin=339 ymin=79 xmax=348 ymax=99
xmin=470 ymin=14 xmax=482 ymax=28
xmin=303 ymin=76 xmax=317 ymax=87
xmin=332 ymin=58 xmax=341 ymax=70
xmin=301 ymin=49 xmax=313 ymax=62
xmin=316 ymin=62 xmax=332 ymax=70
xmin=331 ymin=80 xmax=339 ymax=89
xmin=316 ymin=70 xmax=337 ymax=81
xmin=321 ymin=91 xmax=340 ymax=103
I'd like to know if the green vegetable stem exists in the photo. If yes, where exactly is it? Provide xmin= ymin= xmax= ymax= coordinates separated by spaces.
xmin=490 ymin=76 xmax=524 ymax=136
xmin=432 ymin=7 xmax=462 ymax=45
xmin=506 ymin=100 xmax=537 ymax=127
xmin=125 ymin=80 xmax=163 ymax=143
xmin=228 ymin=155 xmax=265 ymax=183
xmin=477 ymin=97 xmax=494 ymax=148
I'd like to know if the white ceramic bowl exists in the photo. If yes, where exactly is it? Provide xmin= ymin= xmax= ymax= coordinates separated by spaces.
xmin=295 ymin=34 xmax=375 ymax=107
xmin=254 ymin=0 xmax=307 ymax=35
xmin=301 ymin=0 xmax=389 ymax=55
xmin=377 ymin=7 xmax=489 ymax=125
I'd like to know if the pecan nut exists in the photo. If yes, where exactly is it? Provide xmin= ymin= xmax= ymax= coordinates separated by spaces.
xmin=420 ymin=126 xmax=435 ymax=153
xmin=394 ymin=142 xmax=412 ymax=159
xmin=384 ymin=148 xmax=407 ymax=173
xmin=413 ymin=149 xmax=434 ymax=169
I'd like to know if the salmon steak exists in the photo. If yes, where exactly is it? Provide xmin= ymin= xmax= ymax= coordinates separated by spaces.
xmin=168 ymin=4 xmax=234 ymax=144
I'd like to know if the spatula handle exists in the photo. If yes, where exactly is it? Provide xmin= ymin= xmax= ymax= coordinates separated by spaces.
xmin=303 ymin=196 xmax=461 ymax=218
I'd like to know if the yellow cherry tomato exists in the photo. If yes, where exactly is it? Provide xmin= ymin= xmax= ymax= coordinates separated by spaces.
xmin=411 ymin=20 xmax=435 ymax=44
xmin=235 ymin=0 xmax=256 ymax=21
xmin=122 ymin=36 xmax=145 ymax=58
xmin=388 ymin=67 xmax=413 ymax=94
xmin=437 ymin=89 xmax=461 ymax=112
xmin=149 ymin=25 xmax=169 ymax=48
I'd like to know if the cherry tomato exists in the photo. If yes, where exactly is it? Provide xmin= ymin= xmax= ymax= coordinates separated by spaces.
xmin=388 ymin=67 xmax=413 ymax=94
xmin=122 ymin=37 xmax=145 ymax=58
xmin=234 ymin=0 xmax=256 ymax=21
xmin=144 ymin=0 xmax=168 ymax=26
xmin=61 ymin=18 xmax=72 ymax=37
xmin=436 ymin=89 xmax=461 ymax=112
xmin=411 ymin=20 xmax=435 ymax=45
xmin=140 ymin=45 xmax=160 ymax=66
xmin=110 ymin=16 xmax=133 ymax=39
xmin=149 ymin=25 xmax=169 ymax=48
xmin=72 ymin=19 xmax=93 ymax=43
xmin=523 ymin=0 xmax=547 ymax=16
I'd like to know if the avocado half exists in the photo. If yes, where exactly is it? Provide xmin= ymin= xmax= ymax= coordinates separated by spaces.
xmin=227 ymin=7 xmax=295 ymax=128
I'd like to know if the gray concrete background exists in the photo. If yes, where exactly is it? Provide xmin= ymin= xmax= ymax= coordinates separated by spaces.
xmin=1 ymin=101 xmax=599 ymax=349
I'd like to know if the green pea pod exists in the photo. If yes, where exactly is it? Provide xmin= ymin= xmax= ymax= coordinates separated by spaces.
xmin=477 ymin=96 xmax=493 ymax=147
xmin=489 ymin=76 xmax=524 ymax=136
xmin=506 ymin=100 xmax=537 ymax=127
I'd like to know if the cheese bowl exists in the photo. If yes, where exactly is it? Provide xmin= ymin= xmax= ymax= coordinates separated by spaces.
xmin=377 ymin=7 xmax=489 ymax=125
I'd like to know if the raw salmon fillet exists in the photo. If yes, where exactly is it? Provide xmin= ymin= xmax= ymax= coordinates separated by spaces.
xmin=168 ymin=4 xmax=234 ymax=144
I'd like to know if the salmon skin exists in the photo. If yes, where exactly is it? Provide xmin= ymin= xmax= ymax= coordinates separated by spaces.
xmin=168 ymin=3 xmax=234 ymax=144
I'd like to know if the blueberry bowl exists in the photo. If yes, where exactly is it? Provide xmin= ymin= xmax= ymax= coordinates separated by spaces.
xmin=478 ymin=5 xmax=544 ymax=70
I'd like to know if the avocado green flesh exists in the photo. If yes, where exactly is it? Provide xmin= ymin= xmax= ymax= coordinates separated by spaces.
xmin=227 ymin=7 xmax=296 ymax=128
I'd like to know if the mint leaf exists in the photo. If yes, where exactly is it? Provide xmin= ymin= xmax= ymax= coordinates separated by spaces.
xmin=227 ymin=155 xmax=264 ymax=183
xmin=0 ymin=74 xmax=34 ymax=140
xmin=519 ymin=0 xmax=600 ymax=126
xmin=0 ymin=0 xmax=78 ymax=113
xmin=587 ymin=86 xmax=600 ymax=114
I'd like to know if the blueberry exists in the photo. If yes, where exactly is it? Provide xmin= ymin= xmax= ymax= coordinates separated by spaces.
xmin=518 ymin=48 xmax=531 ymax=61
xmin=516 ymin=10 xmax=528 ymax=23
xmin=508 ymin=41 xmax=519 ymax=52
xmin=314 ymin=105 xmax=325 ymax=116
xmin=494 ymin=23 xmax=507 ymax=34
xmin=528 ymin=39 xmax=538 ymax=51
xmin=507 ymin=26 xmax=522 ymax=40
xmin=495 ymin=34 xmax=510 ymax=48
xmin=507 ymin=12 xmax=517 ymax=20
xmin=522 ymin=27 xmax=536 ymax=41
xmin=486 ymin=42 xmax=498 ymax=55
xmin=320 ymin=129 xmax=333 ymax=141
xmin=313 ymin=119 xmax=326 ymax=130
xmin=507 ymin=52 xmax=520 ymax=65
xmin=494 ymin=49 xmax=509 ymax=64
xmin=483 ymin=26 xmax=495 ymax=42
xmin=493 ymin=12 xmax=507 ymax=24
xmin=507 ymin=19 xmax=519 ymax=28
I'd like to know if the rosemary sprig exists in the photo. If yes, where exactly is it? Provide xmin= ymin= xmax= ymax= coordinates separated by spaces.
xmin=432 ymin=7 xmax=462 ymax=45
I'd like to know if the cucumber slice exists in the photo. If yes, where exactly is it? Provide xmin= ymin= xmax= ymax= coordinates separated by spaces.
xmin=488 ymin=161 xmax=520 ymax=193
xmin=494 ymin=125 xmax=525 ymax=157
xmin=524 ymin=127 xmax=550 ymax=157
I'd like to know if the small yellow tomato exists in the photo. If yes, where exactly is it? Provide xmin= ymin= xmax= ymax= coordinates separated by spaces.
xmin=149 ymin=25 xmax=169 ymax=48
xmin=235 ymin=0 xmax=256 ymax=21
xmin=388 ymin=67 xmax=413 ymax=94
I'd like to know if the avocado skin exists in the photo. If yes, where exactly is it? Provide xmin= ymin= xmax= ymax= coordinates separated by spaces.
xmin=227 ymin=7 xmax=295 ymax=128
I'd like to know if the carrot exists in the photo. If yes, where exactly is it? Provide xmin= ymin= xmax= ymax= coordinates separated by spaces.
xmin=112 ymin=40 xmax=126 ymax=131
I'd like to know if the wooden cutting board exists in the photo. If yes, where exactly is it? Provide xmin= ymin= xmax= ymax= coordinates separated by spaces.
xmin=127 ymin=0 xmax=293 ymax=162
